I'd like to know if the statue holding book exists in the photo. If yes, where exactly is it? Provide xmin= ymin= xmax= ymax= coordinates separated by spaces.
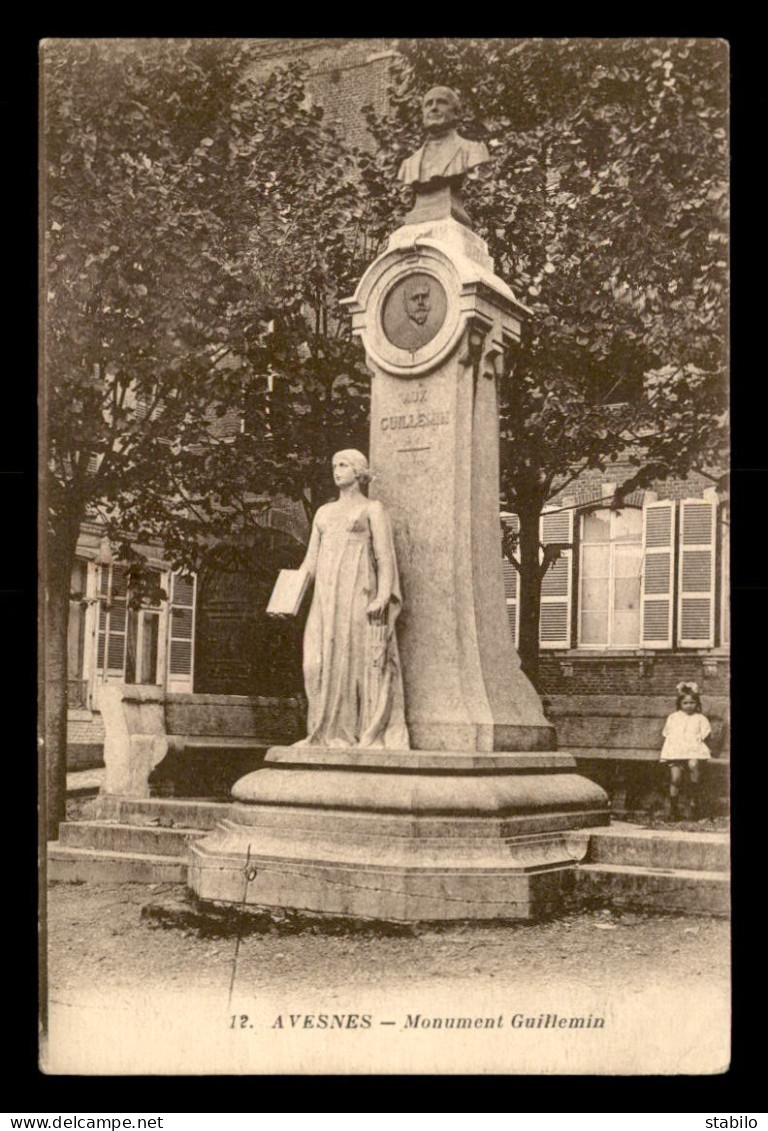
xmin=268 ymin=450 xmax=409 ymax=749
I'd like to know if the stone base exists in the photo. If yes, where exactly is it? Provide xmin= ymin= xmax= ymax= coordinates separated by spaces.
xmin=188 ymin=747 xmax=609 ymax=921
xmin=403 ymin=183 xmax=471 ymax=227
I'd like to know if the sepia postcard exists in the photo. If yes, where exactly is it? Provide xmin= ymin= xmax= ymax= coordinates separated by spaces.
xmin=39 ymin=36 xmax=730 ymax=1076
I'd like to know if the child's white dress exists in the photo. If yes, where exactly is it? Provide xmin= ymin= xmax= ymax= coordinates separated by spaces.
xmin=661 ymin=710 xmax=711 ymax=762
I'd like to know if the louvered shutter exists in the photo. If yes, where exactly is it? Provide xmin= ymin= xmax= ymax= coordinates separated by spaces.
xmin=641 ymin=501 xmax=675 ymax=648
xmin=720 ymin=506 xmax=730 ymax=648
xmin=96 ymin=565 xmax=108 ymax=671
xmin=539 ymin=509 xmax=573 ymax=649
xmin=167 ymin=572 xmax=196 ymax=692
xmin=96 ymin=564 xmax=128 ymax=676
xmin=677 ymin=499 xmax=716 ymax=647
xmin=501 ymin=514 xmax=520 ymax=648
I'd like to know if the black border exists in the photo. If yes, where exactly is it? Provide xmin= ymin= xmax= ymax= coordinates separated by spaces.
xmin=16 ymin=25 xmax=761 ymax=1110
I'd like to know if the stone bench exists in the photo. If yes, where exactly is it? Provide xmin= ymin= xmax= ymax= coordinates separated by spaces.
xmin=100 ymin=685 xmax=305 ymax=800
xmin=545 ymin=694 xmax=729 ymax=813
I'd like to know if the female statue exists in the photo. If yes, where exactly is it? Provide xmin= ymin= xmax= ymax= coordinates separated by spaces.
xmin=296 ymin=450 xmax=409 ymax=749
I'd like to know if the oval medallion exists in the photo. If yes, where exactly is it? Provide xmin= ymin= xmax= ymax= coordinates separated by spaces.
xmin=381 ymin=272 xmax=448 ymax=352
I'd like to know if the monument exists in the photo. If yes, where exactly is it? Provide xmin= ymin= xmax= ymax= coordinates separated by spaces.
xmin=188 ymin=87 xmax=608 ymax=920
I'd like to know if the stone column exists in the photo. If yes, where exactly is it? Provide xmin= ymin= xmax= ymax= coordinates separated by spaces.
xmin=347 ymin=216 xmax=551 ymax=753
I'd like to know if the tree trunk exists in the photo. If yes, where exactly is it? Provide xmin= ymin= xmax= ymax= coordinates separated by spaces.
xmin=43 ymin=520 xmax=79 ymax=841
xmin=517 ymin=504 xmax=543 ymax=689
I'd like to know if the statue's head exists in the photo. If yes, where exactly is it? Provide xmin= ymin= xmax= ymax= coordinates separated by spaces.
xmin=422 ymin=86 xmax=461 ymax=133
xmin=402 ymin=277 xmax=432 ymax=326
xmin=332 ymin=449 xmax=372 ymax=485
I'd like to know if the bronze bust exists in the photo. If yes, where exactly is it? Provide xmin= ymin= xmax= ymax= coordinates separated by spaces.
xmin=397 ymin=86 xmax=490 ymax=188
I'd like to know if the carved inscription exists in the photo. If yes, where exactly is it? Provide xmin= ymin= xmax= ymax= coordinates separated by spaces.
xmin=380 ymin=411 xmax=450 ymax=432
xmin=401 ymin=386 xmax=428 ymax=405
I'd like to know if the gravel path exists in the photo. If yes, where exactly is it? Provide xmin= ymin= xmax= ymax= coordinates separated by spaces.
xmin=42 ymin=881 xmax=730 ymax=1076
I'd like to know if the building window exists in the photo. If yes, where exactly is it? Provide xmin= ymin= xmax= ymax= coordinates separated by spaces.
xmin=720 ymin=505 xmax=730 ymax=648
xmin=167 ymin=572 xmax=197 ymax=692
xmin=125 ymin=606 xmax=161 ymax=685
xmin=96 ymin=565 xmax=128 ymax=677
xmin=68 ymin=560 xmax=88 ymax=680
xmin=67 ymin=559 xmax=90 ymax=707
xmin=540 ymin=509 xmax=573 ymax=649
xmin=501 ymin=513 xmax=519 ymax=648
xmin=96 ymin=563 xmax=166 ymax=685
xmin=500 ymin=509 xmax=574 ymax=650
xmin=579 ymin=507 xmax=643 ymax=648
xmin=501 ymin=496 xmax=726 ymax=655
xmin=677 ymin=498 xmax=716 ymax=648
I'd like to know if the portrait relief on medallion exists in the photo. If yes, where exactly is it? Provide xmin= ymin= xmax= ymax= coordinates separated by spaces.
xmin=381 ymin=272 xmax=448 ymax=352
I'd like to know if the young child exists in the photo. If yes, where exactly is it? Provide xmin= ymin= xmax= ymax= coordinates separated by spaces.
xmin=661 ymin=681 xmax=712 ymax=820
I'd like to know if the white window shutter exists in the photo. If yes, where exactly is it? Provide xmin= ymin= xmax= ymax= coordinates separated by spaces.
xmin=720 ymin=506 xmax=730 ymax=648
xmin=106 ymin=567 xmax=128 ymax=673
xmin=539 ymin=509 xmax=573 ymax=649
xmin=167 ymin=571 xmax=197 ymax=692
xmin=96 ymin=564 xmax=108 ymax=671
xmin=641 ymin=501 xmax=676 ymax=648
xmin=677 ymin=499 xmax=716 ymax=647
xmin=80 ymin=560 xmax=99 ymax=685
xmin=96 ymin=564 xmax=128 ymax=676
xmin=501 ymin=513 xmax=520 ymax=649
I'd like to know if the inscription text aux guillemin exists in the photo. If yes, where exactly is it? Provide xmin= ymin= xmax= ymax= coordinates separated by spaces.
xmin=380 ymin=410 xmax=450 ymax=432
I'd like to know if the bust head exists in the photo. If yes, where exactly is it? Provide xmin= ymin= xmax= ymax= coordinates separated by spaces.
xmin=332 ymin=449 xmax=372 ymax=487
xmin=402 ymin=277 xmax=432 ymax=326
xmin=422 ymin=86 xmax=461 ymax=135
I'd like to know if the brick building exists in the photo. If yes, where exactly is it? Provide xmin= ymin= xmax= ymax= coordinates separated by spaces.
xmin=245 ymin=38 xmax=395 ymax=151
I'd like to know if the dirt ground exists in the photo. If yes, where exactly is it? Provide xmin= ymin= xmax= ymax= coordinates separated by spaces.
xmin=42 ymin=880 xmax=731 ymax=1076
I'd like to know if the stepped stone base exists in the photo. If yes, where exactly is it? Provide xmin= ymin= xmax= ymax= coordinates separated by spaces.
xmin=94 ymin=795 xmax=227 ymax=829
xmin=188 ymin=813 xmax=598 ymax=921
xmin=188 ymin=749 xmax=610 ymax=921
xmin=49 ymin=798 xmax=729 ymax=919
xmin=60 ymin=819 xmax=205 ymax=858
xmin=587 ymin=823 xmax=730 ymax=872
xmin=576 ymin=863 xmax=730 ymax=917
xmin=49 ymin=844 xmax=187 ymax=885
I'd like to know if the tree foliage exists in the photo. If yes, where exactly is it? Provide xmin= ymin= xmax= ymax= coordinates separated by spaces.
xmin=43 ymin=38 xmax=373 ymax=570
xmin=41 ymin=38 xmax=370 ymax=833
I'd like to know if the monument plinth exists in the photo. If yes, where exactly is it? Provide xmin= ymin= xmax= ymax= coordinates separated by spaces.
xmin=188 ymin=93 xmax=608 ymax=920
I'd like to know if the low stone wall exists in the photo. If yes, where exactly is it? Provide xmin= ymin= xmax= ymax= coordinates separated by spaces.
xmin=67 ymin=710 xmax=106 ymax=767
xmin=164 ymin=692 xmax=305 ymax=746
xmin=544 ymin=693 xmax=730 ymax=816
xmin=99 ymin=688 xmax=306 ymax=800
xmin=67 ymin=743 xmax=105 ymax=771
xmin=544 ymin=694 xmax=729 ymax=756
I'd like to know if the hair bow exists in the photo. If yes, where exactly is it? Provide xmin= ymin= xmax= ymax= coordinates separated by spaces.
xmin=676 ymin=681 xmax=699 ymax=696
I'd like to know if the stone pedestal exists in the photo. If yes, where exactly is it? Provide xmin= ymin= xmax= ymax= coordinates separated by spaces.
xmin=99 ymin=684 xmax=168 ymax=798
xmin=188 ymin=744 xmax=606 ymax=920
xmin=355 ymin=217 xmax=551 ymax=752
xmin=188 ymin=201 xmax=609 ymax=921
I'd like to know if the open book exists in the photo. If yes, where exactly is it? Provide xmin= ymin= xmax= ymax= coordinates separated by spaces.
xmin=266 ymin=568 xmax=311 ymax=617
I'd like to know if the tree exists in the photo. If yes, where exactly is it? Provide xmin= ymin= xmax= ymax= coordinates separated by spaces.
xmin=42 ymin=38 xmax=730 ymax=834
xmin=41 ymin=39 xmax=370 ymax=836
xmin=361 ymin=38 xmax=728 ymax=683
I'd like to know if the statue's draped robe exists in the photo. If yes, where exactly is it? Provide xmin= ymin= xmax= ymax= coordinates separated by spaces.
xmin=297 ymin=499 xmax=409 ymax=749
